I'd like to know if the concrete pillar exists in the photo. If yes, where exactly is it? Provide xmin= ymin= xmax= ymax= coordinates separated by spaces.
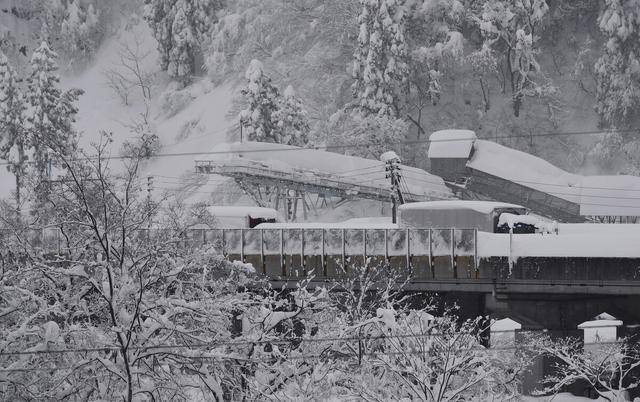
xmin=490 ymin=317 xmax=522 ymax=348
xmin=578 ymin=312 xmax=622 ymax=345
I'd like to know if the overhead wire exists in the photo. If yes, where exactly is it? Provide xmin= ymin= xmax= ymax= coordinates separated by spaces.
xmin=0 ymin=127 xmax=635 ymax=168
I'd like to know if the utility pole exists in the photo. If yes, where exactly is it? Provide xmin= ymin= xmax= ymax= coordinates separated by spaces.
xmin=382 ymin=151 xmax=404 ymax=224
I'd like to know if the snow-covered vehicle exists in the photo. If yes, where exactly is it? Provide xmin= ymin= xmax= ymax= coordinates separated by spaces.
xmin=398 ymin=201 xmax=532 ymax=233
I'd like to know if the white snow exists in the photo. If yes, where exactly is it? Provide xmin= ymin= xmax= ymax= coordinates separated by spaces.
xmin=477 ymin=231 xmax=640 ymax=258
xmin=427 ymin=129 xmax=476 ymax=158
xmin=379 ymin=150 xmax=401 ymax=163
xmin=399 ymin=200 xmax=526 ymax=215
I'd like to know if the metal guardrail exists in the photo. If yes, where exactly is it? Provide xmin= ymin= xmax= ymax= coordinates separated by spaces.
xmin=184 ymin=227 xmax=479 ymax=278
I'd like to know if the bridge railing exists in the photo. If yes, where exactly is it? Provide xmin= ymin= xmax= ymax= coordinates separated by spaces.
xmin=200 ymin=228 xmax=478 ymax=279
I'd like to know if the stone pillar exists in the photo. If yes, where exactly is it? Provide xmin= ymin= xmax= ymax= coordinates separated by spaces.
xmin=490 ymin=317 xmax=522 ymax=348
xmin=578 ymin=312 xmax=622 ymax=345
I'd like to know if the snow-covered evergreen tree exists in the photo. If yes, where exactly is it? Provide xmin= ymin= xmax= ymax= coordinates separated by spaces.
xmin=59 ymin=1 xmax=101 ymax=61
xmin=352 ymin=0 xmax=409 ymax=117
xmin=272 ymin=85 xmax=310 ymax=147
xmin=26 ymin=42 xmax=82 ymax=184
xmin=239 ymin=59 xmax=280 ymax=143
xmin=595 ymin=0 xmax=640 ymax=127
xmin=169 ymin=1 xmax=197 ymax=86
xmin=477 ymin=0 xmax=552 ymax=117
xmin=145 ymin=0 xmax=221 ymax=86
xmin=0 ymin=53 xmax=28 ymax=208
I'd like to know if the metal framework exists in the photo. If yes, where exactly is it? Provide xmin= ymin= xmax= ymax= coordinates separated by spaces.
xmin=194 ymin=159 xmax=446 ymax=220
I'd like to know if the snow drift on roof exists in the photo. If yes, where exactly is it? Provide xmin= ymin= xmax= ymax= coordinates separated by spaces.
xmin=428 ymin=129 xmax=477 ymax=158
xmin=399 ymin=200 xmax=526 ymax=214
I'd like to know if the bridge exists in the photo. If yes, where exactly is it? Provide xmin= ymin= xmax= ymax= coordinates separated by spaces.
xmin=152 ymin=226 xmax=640 ymax=296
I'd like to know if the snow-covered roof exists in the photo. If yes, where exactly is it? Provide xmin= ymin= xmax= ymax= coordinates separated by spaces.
xmin=428 ymin=129 xmax=477 ymax=158
xmin=490 ymin=318 xmax=522 ymax=332
xmin=578 ymin=314 xmax=623 ymax=329
xmin=467 ymin=140 xmax=640 ymax=216
xmin=467 ymin=140 xmax=582 ymax=204
xmin=399 ymin=200 xmax=526 ymax=215
xmin=206 ymin=206 xmax=279 ymax=219
xmin=207 ymin=142 xmax=453 ymax=199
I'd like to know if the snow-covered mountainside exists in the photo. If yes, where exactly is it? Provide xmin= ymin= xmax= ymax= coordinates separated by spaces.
xmin=0 ymin=0 xmax=638 ymax=219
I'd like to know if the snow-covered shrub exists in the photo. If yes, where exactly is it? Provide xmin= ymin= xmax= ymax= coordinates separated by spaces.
xmin=159 ymin=86 xmax=195 ymax=117
xmin=529 ymin=334 xmax=640 ymax=400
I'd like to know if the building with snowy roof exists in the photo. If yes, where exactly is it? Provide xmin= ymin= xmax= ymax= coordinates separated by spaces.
xmin=427 ymin=129 xmax=640 ymax=222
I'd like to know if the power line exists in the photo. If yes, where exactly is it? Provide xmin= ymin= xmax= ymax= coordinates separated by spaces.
xmin=0 ymin=128 xmax=633 ymax=167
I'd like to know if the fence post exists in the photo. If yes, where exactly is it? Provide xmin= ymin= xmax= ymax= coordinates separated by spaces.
xmin=474 ymin=229 xmax=478 ymax=278
xmin=280 ymin=229 xmax=285 ymax=276
xmin=221 ymin=229 xmax=226 ymax=258
xmin=260 ymin=229 xmax=265 ymax=275
xmin=301 ymin=229 xmax=305 ymax=276
xmin=240 ymin=228 xmax=245 ymax=263
xmin=429 ymin=229 xmax=434 ymax=279
xmin=363 ymin=229 xmax=367 ymax=267
xmin=341 ymin=228 xmax=346 ymax=272
xmin=451 ymin=228 xmax=456 ymax=279
xmin=406 ymin=228 xmax=411 ymax=271
xmin=321 ymin=229 xmax=326 ymax=277
xmin=384 ymin=228 xmax=389 ymax=264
